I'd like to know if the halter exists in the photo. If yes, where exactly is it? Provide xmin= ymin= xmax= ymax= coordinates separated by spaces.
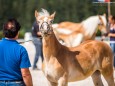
xmin=39 ymin=21 xmax=53 ymax=36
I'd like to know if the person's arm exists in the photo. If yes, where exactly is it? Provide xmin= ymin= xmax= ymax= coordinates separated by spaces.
xmin=37 ymin=31 xmax=42 ymax=36
xmin=21 ymin=68 xmax=33 ymax=86
xmin=108 ymin=33 xmax=115 ymax=37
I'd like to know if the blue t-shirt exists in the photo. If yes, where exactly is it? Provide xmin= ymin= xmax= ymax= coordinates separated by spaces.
xmin=0 ymin=38 xmax=31 ymax=80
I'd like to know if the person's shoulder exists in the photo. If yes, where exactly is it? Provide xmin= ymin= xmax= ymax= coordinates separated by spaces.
xmin=33 ymin=21 xmax=37 ymax=25
xmin=0 ymin=41 xmax=2 ymax=46
xmin=0 ymin=40 xmax=2 ymax=43
xmin=16 ymin=44 xmax=27 ymax=51
xmin=114 ymin=24 xmax=115 ymax=27
xmin=20 ymin=45 xmax=26 ymax=50
xmin=33 ymin=21 xmax=39 ymax=27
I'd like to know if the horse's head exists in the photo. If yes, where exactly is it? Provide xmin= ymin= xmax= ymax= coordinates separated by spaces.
xmin=35 ymin=9 xmax=56 ymax=36
xmin=98 ymin=14 xmax=107 ymax=35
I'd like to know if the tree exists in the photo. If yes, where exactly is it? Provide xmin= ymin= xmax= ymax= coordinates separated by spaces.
xmin=0 ymin=0 xmax=114 ymax=38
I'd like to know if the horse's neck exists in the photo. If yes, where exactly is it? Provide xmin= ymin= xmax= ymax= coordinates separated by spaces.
xmin=43 ymin=32 xmax=61 ymax=61
xmin=82 ymin=16 xmax=99 ymax=37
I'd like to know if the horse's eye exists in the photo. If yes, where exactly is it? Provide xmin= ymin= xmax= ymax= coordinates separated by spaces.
xmin=37 ymin=21 xmax=40 ymax=24
xmin=99 ymin=23 xmax=103 ymax=25
xmin=50 ymin=20 xmax=53 ymax=23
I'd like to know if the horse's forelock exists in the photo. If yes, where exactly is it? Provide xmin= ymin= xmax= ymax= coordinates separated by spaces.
xmin=39 ymin=8 xmax=50 ymax=17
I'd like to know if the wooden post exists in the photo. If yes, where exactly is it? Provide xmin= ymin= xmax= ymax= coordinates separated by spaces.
xmin=108 ymin=1 xmax=111 ymax=17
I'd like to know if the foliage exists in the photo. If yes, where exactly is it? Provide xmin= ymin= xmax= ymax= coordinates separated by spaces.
xmin=0 ymin=29 xmax=25 ymax=39
xmin=96 ymin=30 xmax=102 ymax=36
xmin=19 ymin=28 xmax=26 ymax=38
xmin=0 ymin=0 xmax=115 ymax=37
xmin=0 ymin=31 xmax=3 ymax=39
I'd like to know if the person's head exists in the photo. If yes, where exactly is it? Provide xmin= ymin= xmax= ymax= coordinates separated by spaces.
xmin=111 ymin=16 xmax=115 ymax=24
xmin=108 ymin=15 xmax=113 ymax=23
xmin=3 ymin=18 xmax=21 ymax=39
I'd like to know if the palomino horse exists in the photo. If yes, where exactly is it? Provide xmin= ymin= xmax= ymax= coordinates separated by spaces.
xmin=35 ymin=9 xmax=114 ymax=86
xmin=53 ymin=15 xmax=107 ymax=47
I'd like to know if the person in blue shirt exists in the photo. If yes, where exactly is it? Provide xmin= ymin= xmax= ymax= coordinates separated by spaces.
xmin=108 ymin=15 xmax=115 ymax=67
xmin=0 ymin=18 xmax=33 ymax=86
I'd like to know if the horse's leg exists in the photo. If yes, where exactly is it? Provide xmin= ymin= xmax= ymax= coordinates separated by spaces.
xmin=58 ymin=73 xmax=68 ymax=86
xmin=91 ymin=70 xmax=104 ymax=86
xmin=101 ymin=67 xmax=114 ymax=86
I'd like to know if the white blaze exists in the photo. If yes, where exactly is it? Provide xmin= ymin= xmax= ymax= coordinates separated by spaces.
xmin=43 ymin=17 xmax=48 ymax=30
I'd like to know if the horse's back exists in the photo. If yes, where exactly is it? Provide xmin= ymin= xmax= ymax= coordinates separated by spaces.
xmin=68 ymin=40 xmax=113 ymax=79
xmin=70 ymin=40 xmax=113 ymax=69
xmin=79 ymin=40 xmax=113 ymax=57
xmin=78 ymin=40 xmax=113 ymax=69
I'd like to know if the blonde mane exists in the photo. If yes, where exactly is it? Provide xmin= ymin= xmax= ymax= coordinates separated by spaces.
xmin=82 ymin=15 xmax=106 ymax=37
xmin=39 ymin=8 xmax=50 ymax=17
xmin=82 ymin=16 xmax=99 ymax=36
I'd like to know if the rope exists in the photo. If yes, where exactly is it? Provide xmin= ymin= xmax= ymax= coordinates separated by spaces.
xmin=19 ymin=40 xmax=32 ymax=44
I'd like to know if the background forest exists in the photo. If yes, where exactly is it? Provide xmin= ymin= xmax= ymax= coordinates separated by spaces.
xmin=0 ymin=0 xmax=115 ymax=38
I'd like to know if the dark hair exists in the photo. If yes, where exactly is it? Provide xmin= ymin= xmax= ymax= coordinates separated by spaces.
xmin=3 ymin=18 xmax=21 ymax=38
xmin=112 ymin=16 xmax=115 ymax=20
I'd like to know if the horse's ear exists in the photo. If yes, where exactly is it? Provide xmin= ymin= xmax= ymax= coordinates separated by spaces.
xmin=103 ymin=13 xmax=106 ymax=17
xmin=50 ymin=12 xmax=56 ymax=19
xmin=98 ymin=15 xmax=102 ymax=20
xmin=35 ymin=10 xmax=39 ymax=18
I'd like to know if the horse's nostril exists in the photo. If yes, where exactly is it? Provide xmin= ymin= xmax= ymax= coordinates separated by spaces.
xmin=44 ymin=31 xmax=48 ymax=34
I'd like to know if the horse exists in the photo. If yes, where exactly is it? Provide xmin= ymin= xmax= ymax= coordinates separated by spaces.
xmin=35 ymin=9 xmax=114 ymax=86
xmin=53 ymin=15 xmax=107 ymax=47
xmin=52 ymin=21 xmax=82 ymax=33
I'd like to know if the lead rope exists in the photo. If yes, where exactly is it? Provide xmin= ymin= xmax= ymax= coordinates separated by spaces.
xmin=19 ymin=40 xmax=32 ymax=44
